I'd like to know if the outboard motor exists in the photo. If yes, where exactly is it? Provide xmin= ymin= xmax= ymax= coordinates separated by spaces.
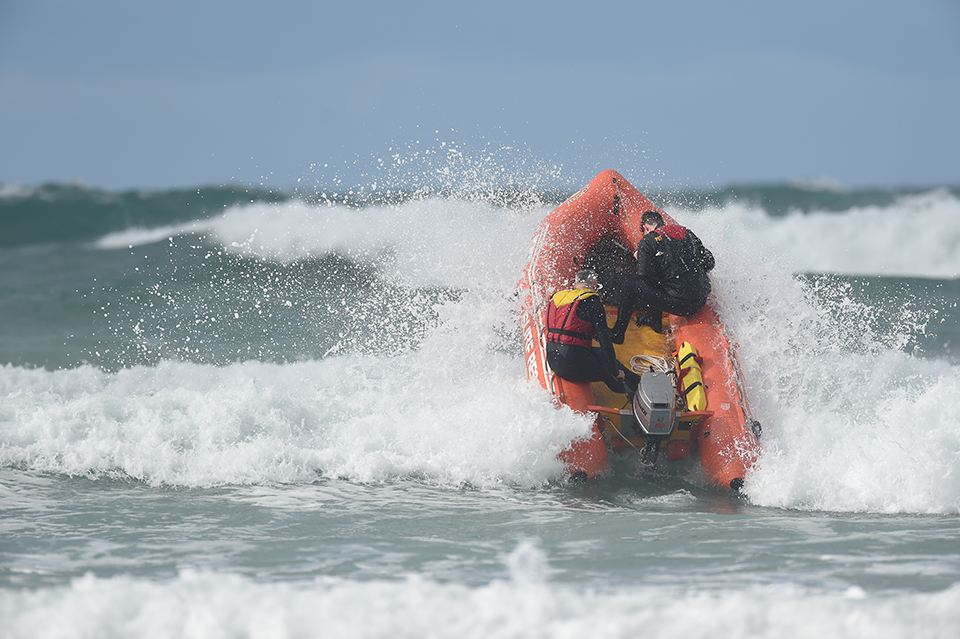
xmin=632 ymin=372 xmax=679 ymax=465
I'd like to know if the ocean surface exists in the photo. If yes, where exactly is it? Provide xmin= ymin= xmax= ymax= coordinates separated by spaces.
xmin=2 ymin=175 xmax=960 ymax=638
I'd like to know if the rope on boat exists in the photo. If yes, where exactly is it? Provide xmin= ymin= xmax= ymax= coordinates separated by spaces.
xmin=628 ymin=354 xmax=673 ymax=375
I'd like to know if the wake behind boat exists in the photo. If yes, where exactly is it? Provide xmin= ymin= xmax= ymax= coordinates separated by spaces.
xmin=518 ymin=170 xmax=761 ymax=490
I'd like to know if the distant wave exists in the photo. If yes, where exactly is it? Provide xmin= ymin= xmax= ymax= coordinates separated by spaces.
xmin=674 ymin=188 xmax=960 ymax=279
xmin=190 ymin=188 xmax=960 ymax=280
xmin=0 ymin=182 xmax=286 ymax=247
xmin=5 ymin=180 xmax=959 ymax=278
xmin=93 ymin=220 xmax=218 ymax=249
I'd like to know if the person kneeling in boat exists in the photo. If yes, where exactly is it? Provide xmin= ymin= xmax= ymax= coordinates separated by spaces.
xmin=612 ymin=211 xmax=715 ymax=340
xmin=546 ymin=269 xmax=640 ymax=393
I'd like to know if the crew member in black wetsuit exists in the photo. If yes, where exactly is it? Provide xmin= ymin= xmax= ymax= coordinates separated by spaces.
xmin=611 ymin=211 xmax=715 ymax=340
xmin=545 ymin=269 xmax=639 ymax=393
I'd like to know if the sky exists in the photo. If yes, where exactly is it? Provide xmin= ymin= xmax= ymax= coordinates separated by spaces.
xmin=1 ymin=0 xmax=959 ymax=191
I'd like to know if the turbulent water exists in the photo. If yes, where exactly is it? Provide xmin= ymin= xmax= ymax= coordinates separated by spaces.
xmin=2 ymin=175 xmax=960 ymax=638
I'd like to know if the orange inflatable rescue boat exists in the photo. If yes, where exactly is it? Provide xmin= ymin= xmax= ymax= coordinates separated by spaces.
xmin=518 ymin=170 xmax=761 ymax=491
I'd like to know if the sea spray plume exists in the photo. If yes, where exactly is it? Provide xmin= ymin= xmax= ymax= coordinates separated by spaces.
xmin=297 ymin=135 xmax=572 ymax=209
xmin=92 ymin=139 xmax=570 ymax=369
xmin=673 ymin=206 xmax=960 ymax=513
xmin=797 ymin=274 xmax=942 ymax=357
xmin=88 ymin=136 xmax=665 ymax=369
xmin=92 ymin=232 xmax=460 ymax=368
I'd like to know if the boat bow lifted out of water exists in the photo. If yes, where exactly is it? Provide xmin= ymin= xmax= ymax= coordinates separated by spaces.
xmin=518 ymin=170 xmax=761 ymax=491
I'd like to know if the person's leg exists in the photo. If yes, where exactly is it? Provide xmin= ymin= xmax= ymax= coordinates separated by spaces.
xmin=628 ymin=278 xmax=668 ymax=334
xmin=546 ymin=343 xmax=607 ymax=382
xmin=609 ymin=287 xmax=638 ymax=344
xmin=631 ymin=278 xmax=671 ymax=309
xmin=587 ymin=347 xmax=638 ymax=394
xmin=548 ymin=343 xmax=634 ymax=394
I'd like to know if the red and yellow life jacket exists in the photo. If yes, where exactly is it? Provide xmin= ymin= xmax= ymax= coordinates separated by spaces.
xmin=546 ymin=289 xmax=598 ymax=348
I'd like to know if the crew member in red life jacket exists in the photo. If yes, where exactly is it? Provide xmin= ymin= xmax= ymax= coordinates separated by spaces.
xmin=546 ymin=269 xmax=640 ymax=393
xmin=611 ymin=210 xmax=715 ymax=341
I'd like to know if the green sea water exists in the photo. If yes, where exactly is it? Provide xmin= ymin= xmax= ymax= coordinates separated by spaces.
xmin=2 ymin=180 xmax=959 ymax=638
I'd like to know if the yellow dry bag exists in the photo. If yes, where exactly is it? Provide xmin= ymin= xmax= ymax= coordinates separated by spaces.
xmin=677 ymin=341 xmax=707 ymax=411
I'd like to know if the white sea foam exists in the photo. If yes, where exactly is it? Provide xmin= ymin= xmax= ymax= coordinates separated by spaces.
xmin=1 ymin=544 xmax=958 ymax=639
xmin=91 ymin=187 xmax=960 ymax=279
xmin=208 ymin=197 xmax=550 ymax=291
xmin=677 ymin=207 xmax=960 ymax=513
xmin=0 ymin=349 xmax=587 ymax=489
xmin=13 ymin=190 xmax=960 ymax=511
xmin=2 ymin=197 xmax=583 ymax=489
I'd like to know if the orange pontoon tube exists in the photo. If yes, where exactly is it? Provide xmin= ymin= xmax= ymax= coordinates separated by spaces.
xmin=517 ymin=170 xmax=760 ymax=490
